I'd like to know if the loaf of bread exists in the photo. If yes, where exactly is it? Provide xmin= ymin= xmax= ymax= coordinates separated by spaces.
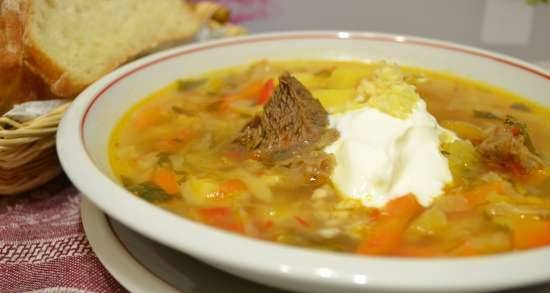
xmin=0 ymin=0 xmax=202 ymax=110
xmin=0 ymin=0 xmax=56 ymax=113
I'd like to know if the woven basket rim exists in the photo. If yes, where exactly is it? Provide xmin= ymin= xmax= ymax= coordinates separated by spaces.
xmin=0 ymin=102 xmax=70 ymax=195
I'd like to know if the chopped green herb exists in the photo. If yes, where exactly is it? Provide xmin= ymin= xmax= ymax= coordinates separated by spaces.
xmin=510 ymin=103 xmax=531 ymax=112
xmin=171 ymin=105 xmax=187 ymax=114
xmin=128 ymin=182 xmax=172 ymax=202
xmin=120 ymin=176 xmax=133 ymax=187
xmin=177 ymin=78 xmax=207 ymax=91
xmin=157 ymin=152 xmax=171 ymax=167
xmin=473 ymin=110 xmax=502 ymax=120
xmin=176 ymin=174 xmax=188 ymax=184
xmin=314 ymin=66 xmax=336 ymax=77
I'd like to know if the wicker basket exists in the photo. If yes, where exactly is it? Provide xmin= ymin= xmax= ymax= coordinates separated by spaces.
xmin=0 ymin=102 xmax=70 ymax=195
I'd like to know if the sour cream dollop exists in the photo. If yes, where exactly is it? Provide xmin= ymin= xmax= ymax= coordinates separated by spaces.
xmin=325 ymin=64 xmax=455 ymax=208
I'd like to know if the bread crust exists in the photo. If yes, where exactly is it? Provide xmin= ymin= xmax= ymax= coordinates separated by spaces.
xmin=0 ymin=0 xmax=26 ymax=69
xmin=23 ymin=36 xmax=78 ymax=97
xmin=0 ymin=0 xmax=55 ymax=113
xmin=22 ymin=0 xmax=200 ymax=98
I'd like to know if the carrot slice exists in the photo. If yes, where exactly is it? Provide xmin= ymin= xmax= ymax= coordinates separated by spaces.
xmin=134 ymin=108 xmax=162 ymax=129
xmin=385 ymin=194 xmax=423 ymax=217
xmin=357 ymin=220 xmax=406 ymax=255
xmin=199 ymin=207 xmax=244 ymax=233
xmin=512 ymin=220 xmax=550 ymax=249
xmin=357 ymin=195 xmax=423 ymax=255
xmin=257 ymin=79 xmax=275 ymax=105
xmin=152 ymin=167 xmax=179 ymax=195
xmin=217 ymin=79 xmax=268 ymax=113
xmin=219 ymin=179 xmax=247 ymax=195
xmin=239 ymin=80 xmax=265 ymax=99
xmin=262 ymin=220 xmax=274 ymax=230
xmin=223 ymin=80 xmax=264 ymax=102
xmin=154 ymin=140 xmax=179 ymax=152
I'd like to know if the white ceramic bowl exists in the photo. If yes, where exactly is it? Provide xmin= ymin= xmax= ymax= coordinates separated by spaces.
xmin=57 ymin=31 xmax=550 ymax=293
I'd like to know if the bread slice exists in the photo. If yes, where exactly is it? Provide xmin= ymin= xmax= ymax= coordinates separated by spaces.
xmin=22 ymin=0 xmax=200 ymax=97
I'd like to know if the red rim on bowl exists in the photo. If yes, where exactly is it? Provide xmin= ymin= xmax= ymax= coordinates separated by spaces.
xmin=81 ymin=32 xmax=549 ymax=138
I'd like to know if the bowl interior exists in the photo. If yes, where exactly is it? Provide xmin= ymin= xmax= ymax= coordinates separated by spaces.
xmin=65 ymin=32 xmax=550 ymax=293
xmin=83 ymin=33 xmax=549 ymax=176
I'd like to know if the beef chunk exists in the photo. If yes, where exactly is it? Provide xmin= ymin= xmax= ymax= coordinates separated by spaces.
xmin=233 ymin=72 xmax=335 ymax=161
xmin=477 ymin=116 xmax=544 ymax=174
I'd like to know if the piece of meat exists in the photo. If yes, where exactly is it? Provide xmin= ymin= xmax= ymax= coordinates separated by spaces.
xmin=233 ymin=72 xmax=335 ymax=161
xmin=477 ymin=116 xmax=544 ymax=175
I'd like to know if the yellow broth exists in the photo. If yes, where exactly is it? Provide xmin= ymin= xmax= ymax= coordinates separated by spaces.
xmin=110 ymin=60 xmax=550 ymax=257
